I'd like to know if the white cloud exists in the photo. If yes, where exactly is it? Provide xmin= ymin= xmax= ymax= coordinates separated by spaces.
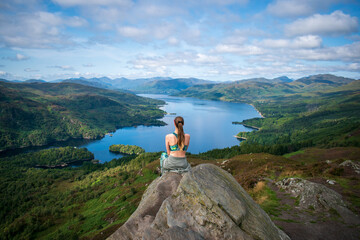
xmin=49 ymin=65 xmax=75 ymax=71
xmin=195 ymin=53 xmax=222 ymax=64
xmin=285 ymin=11 xmax=359 ymax=36
xmin=129 ymin=51 xmax=223 ymax=72
xmin=168 ymin=37 xmax=179 ymax=45
xmin=267 ymin=0 xmax=342 ymax=18
xmin=293 ymin=41 xmax=360 ymax=61
xmin=261 ymin=35 xmax=322 ymax=49
xmin=52 ymin=0 xmax=133 ymax=7
xmin=118 ymin=26 xmax=148 ymax=39
xmin=65 ymin=16 xmax=88 ymax=27
xmin=215 ymin=44 xmax=265 ymax=55
xmin=24 ymin=68 xmax=39 ymax=72
xmin=0 ymin=11 xmax=87 ymax=48
xmin=4 ymin=53 xmax=30 ymax=61
xmin=201 ymin=0 xmax=248 ymax=5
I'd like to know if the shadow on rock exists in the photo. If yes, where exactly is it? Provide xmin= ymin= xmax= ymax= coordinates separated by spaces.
xmin=108 ymin=164 xmax=290 ymax=240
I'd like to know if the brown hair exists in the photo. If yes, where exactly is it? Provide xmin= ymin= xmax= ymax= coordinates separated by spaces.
xmin=174 ymin=116 xmax=185 ymax=150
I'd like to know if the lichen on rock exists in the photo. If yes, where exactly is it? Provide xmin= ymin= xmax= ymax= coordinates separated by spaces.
xmin=276 ymin=177 xmax=360 ymax=225
xmin=108 ymin=164 xmax=290 ymax=240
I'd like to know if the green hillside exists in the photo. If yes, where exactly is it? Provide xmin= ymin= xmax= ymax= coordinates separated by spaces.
xmin=175 ymin=74 xmax=356 ymax=102
xmin=0 ymin=82 xmax=165 ymax=151
xmin=176 ymin=75 xmax=360 ymax=154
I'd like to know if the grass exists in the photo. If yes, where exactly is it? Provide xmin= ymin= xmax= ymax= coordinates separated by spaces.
xmin=249 ymin=183 xmax=281 ymax=217
xmin=283 ymin=150 xmax=305 ymax=158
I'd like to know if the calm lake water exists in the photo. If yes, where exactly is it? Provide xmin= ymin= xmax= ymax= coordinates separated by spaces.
xmin=80 ymin=94 xmax=261 ymax=162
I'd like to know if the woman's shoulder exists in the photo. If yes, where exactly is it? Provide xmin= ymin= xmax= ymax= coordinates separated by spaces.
xmin=185 ymin=133 xmax=190 ymax=138
xmin=166 ymin=133 xmax=176 ymax=138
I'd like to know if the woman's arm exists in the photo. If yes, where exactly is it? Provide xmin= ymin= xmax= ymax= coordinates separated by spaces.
xmin=165 ymin=135 xmax=171 ymax=155
xmin=185 ymin=134 xmax=190 ymax=149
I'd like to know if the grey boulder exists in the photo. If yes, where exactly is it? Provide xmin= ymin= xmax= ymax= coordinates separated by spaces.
xmin=108 ymin=164 xmax=290 ymax=240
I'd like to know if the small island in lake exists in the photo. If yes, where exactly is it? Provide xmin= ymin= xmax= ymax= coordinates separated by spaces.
xmin=109 ymin=144 xmax=145 ymax=155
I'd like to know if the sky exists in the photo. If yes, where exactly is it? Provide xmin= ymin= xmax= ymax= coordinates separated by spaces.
xmin=0 ymin=0 xmax=359 ymax=82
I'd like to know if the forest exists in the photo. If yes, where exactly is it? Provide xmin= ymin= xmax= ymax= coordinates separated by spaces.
xmin=0 ymin=81 xmax=165 ymax=151
xmin=109 ymin=144 xmax=145 ymax=155
xmin=0 ymin=146 xmax=161 ymax=240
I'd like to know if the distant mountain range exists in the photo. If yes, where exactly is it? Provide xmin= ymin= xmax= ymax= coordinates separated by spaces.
xmin=173 ymin=74 xmax=358 ymax=102
xmin=1 ymin=74 xmax=358 ymax=96
xmin=49 ymin=77 xmax=211 ymax=94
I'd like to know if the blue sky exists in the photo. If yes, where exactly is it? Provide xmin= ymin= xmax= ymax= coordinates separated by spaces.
xmin=0 ymin=0 xmax=359 ymax=81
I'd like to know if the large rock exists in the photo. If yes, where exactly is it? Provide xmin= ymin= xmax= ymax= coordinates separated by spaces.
xmin=108 ymin=164 xmax=290 ymax=240
xmin=276 ymin=178 xmax=360 ymax=225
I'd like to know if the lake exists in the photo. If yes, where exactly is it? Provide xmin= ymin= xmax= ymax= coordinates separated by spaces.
xmin=80 ymin=94 xmax=261 ymax=162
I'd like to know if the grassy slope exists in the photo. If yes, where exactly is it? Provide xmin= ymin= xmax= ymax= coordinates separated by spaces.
xmin=0 ymin=82 xmax=165 ymax=151
xmin=2 ymin=146 xmax=359 ymax=240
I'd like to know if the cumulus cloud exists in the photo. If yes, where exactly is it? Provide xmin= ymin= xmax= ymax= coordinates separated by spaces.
xmin=0 ymin=10 xmax=87 ymax=48
xmin=261 ymin=35 xmax=322 ymax=49
xmin=83 ymin=64 xmax=94 ymax=67
xmin=49 ymin=65 xmax=75 ymax=71
xmin=24 ymin=68 xmax=39 ymax=72
xmin=118 ymin=26 xmax=148 ymax=39
xmin=267 ymin=0 xmax=342 ymax=18
xmin=215 ymin=44 xmax=265 ymax=55
xmin=52 ymin=0 xmax=133 ymax=7
xmin=129 ymin=52 xmax=223 ymax=72
xmin=168 ymin=37 xmax=180 ymax=45
xmin=4 ymin=53 xmax=30 ymax=61
xmin=293 ymin=41 xmax=360 ymax=61
xmin=285 ymin=11 xmax=359 ymax=36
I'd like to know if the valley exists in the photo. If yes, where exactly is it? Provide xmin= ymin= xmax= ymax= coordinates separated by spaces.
xmin=0 ymin=74 xmax=359 ymax=240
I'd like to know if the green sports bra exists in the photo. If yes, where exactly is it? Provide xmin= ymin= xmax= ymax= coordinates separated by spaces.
xmin=169 ymin=132 xmax=188 ymax=151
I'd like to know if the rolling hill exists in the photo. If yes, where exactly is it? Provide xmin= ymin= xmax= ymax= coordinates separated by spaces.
xmin=175 ymin=74 xmax=357 ymax=102
xmin=0 ymin=81 xmax=165 ymax=151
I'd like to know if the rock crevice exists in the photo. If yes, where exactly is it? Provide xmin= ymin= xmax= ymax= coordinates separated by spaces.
xmin=108 ymin=164 xmax=290 ymax=240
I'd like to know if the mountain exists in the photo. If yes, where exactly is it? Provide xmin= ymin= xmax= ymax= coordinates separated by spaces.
xmin=175 ymin=74 xmax=357 ymax=102
xmin=54 ymin=77 xmax=174 ymax=90
xmin=273 ymin=76 xmax=293 ymax=83
xmin=23 ymin=79 xmax=46 ymax=83
xmin=235 ymin=76 xmax=293 ymax=84
xmin=296 ymin=74 xmax=354 ymax=85
xmin=60 ymin=77 xmax=113 ymax=89
xmin=111 ymin=77 xmax=152 ymax=89
xmin=0 ymin=81 xmax=165 ymax=151
xmin=133 ymin=77 xmax=212 ymax=94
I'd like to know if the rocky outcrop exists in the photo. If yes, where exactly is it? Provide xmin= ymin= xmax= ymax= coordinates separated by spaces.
xmin=276 ymin=178 xmax=360 ymax=225
xmin=108 ymin=164 xmax=290 ymax=240
xmin=340 ymin=160 xmax=360 ymax=174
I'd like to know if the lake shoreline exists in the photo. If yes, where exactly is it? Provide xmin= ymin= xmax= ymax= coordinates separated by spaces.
xmin=0 ymin=121 xmax=165 ymax=159
xmin=2 ymin=95 xmax=262 ymax=162
xmin=249 ymin=103 xmax=264 ymax=118
xmin=35 ymin=158 xmax=95 ymax=169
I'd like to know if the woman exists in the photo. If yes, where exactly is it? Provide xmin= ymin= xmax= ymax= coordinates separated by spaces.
xmin=160 ymin=116 xmax=191 ymax=175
